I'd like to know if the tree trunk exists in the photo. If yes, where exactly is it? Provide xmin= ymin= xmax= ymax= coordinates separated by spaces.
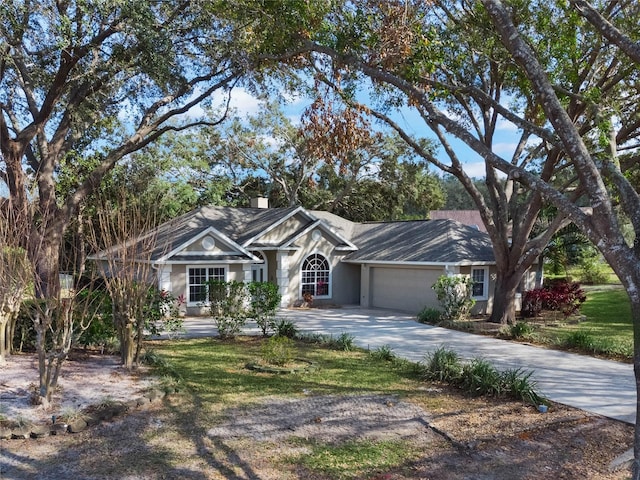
xmin=0 ymin=314 xmax=8 ymax=364
xmin=30 ymin=228 xmax=63 ymax=299
xmin=7 ymin=312 xmax=17 ymax=355
xmin=628 ymin=285 xmax=640 ymax=480
xmin=121 ymin=322 xmax=135 ymax=369
xmin=34 ymin=307 xmax=52 ymax=407
xmin=116 ymin=311 xmax=136 ymax=369
xmin=488 ymin=272 xmax=521 ymax=324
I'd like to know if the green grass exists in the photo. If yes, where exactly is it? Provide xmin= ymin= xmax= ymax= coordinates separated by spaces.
xmin=151 ymin=336 xmax=422 ymax=405
xmin=293 ymin=439 xmax=418 ymax=479
xmin=537 ymin=287 xmax=633 ymax=359
xmin=146 ymin=337 xmax=426 ymax=477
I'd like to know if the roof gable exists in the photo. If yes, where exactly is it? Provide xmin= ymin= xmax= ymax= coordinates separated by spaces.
xmin=146 ymin=205 xmax=300 ymax=261
xmin=280 ymin=219 xmax=358 ymax=251
xmin=158 ymin=226 xmax=258 ymax=263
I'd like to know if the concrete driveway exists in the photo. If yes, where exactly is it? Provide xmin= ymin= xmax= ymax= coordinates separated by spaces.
xmin=176 ymin=306 xmax=637 ymax=424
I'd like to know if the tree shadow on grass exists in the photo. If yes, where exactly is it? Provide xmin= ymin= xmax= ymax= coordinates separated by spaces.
xmin=166 ymin=391 xmax=265 ymax=480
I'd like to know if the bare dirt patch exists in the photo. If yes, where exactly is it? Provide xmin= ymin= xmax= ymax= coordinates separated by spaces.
xmin=0 ymin=352 xmax=155 ymax=424
xmin=0 ymin=354 xmax=634 ymax=479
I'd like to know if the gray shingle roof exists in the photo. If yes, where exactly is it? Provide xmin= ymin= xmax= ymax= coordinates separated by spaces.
xmin=128 ymin=205 xmax=494 ymax=265
xmin=149 ymin=205 xmax=301 ymax=260
xmin=344 ymin=219 xmax=495 ymax=264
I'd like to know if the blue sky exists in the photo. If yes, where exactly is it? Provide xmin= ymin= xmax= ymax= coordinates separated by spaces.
xmin=208 ymin=86 xmax=520 ymax=179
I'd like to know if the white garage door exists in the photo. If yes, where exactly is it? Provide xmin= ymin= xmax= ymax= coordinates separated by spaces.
xmin=370 ymin=267 xmax=441 ymax=313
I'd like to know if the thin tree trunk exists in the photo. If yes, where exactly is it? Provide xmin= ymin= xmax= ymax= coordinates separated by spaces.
xmin=34 ymin=308 xmax=51 ymax=407
xmin=0 ymin=315 xmax=8 ymax=364
xmin=7 ymin=312 xmax=17 ymax=355
xmin=117 ymin=312 xmax=136 ymax=369
xmin=630 ymin=290 xmax=640 ymax=480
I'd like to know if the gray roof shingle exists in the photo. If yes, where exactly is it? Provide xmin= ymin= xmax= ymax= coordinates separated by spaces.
xmin=124 ymin=205 xmax=494 ymax=265
xmin=344 ymin=219 xmax=495 ymax=264
xmin=149 ymin=205 xmax=301 ymax=260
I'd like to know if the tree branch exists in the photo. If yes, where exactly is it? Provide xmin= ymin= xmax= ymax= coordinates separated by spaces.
xmin=571 ymin=0 xmax=640 ymax=64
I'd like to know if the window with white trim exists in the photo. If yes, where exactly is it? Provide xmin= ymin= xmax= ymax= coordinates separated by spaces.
xmin=301 ymin=254 xmax=330 ymax=297
xmin=471 ymin=267 xmax=488 ymax=300
xmin=188 ymin=267 xmax=225 ymax=304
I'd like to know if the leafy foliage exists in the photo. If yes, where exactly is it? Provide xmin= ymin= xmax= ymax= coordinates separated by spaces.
xmin=578 ymin=250 xmax=609 ymax=285
xmin=275 ymin=318 xmax=299 ymax=339
xmin=522 ymin=280 xmax=586 ymax=318
xmin=417 ymin=307 xmax=443 ymax=324
xmin=432 ymin=275 xmax=475 ymax=321
xmin=248 ymin=282 xmax=282 ymax=336
xmin=207 ymin=280 xmax=248 ymax=339
xmin=261 ymin=335 xmax=297 ymax=366
xmin=75 ymin=289 xmax=116 ymax=352
xmin=144 ymin=288 xmax=185 ymax=339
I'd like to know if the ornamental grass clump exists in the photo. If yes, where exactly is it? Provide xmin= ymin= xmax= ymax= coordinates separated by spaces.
xmin=261 ymin=335 xmax=296 ymax=366
xmin=459 ymin=358 xmax=503 ymax=397
xmin=424 ymin=346 xmax=463 ymax=383
xmin=504 ymin=321 xmax=537 ymax=340
xmin=274 ymin=318 xmax=298 ymax=339
xmin=424 ymin=346 xmax=545 ymax=406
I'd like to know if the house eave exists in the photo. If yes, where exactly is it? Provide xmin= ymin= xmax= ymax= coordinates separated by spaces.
xmin=152 ymin=259 xmax=256 ymax=265
xmin=341 ymin=259 xmax=496 ymax=267
xmin=159 ymin=225 xmax=258 ymax=262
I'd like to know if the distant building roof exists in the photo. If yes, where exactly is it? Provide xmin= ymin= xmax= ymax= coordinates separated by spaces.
xmin=429 ymin=210 xmax=486 ymax=233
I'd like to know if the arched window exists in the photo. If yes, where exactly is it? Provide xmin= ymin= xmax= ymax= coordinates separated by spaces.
xmin=301 ymin=254 xmax=330 ymax=297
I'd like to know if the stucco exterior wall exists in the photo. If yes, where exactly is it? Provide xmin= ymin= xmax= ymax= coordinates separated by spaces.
xmin=282 ymin=228 xmax=347 ymax=306
xmin=169 ymin=263 xmax=249 ymax=316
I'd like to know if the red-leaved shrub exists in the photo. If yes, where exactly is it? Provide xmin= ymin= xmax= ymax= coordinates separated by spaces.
xmin=522 ymin=279 xmax=586 ymax=318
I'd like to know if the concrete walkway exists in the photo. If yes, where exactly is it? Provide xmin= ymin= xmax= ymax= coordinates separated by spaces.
xmin=176 ymin=306 xmax=636 ymax=425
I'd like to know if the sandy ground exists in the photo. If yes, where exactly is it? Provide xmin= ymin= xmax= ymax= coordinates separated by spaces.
xmin=0 ymin=352 xmax=155 ymax=425
xmin=0 ymin=351 xmax=635 ymax=479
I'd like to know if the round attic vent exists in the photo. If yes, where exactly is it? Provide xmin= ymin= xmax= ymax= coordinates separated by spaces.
xmin=201 ymin=236 xmax=216 ymax=250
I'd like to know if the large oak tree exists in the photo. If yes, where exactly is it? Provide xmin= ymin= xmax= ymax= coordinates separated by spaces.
xmin=299 ymin=0 xmax=638 ymax=326
xmin=0 ymin=0 xmax=326 ymax=399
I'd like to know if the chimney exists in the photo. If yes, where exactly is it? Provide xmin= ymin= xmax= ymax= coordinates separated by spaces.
xmin=250 ymin=197 xmax=269 ymax=209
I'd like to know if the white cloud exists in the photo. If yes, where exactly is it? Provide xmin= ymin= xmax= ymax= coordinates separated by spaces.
xmin=211 ymin=87 xmax=265 ymax=117
xmin=492 ymin=142 xmax=519 ymax=155
xmin=462 ymin=161 xmax=487 ymax=178
xmin=496 ymin=117 xmax=519 ymax=132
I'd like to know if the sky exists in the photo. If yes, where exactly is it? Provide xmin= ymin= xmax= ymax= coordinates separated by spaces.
xmin=208 ymin=86 xmax=520 ymax=179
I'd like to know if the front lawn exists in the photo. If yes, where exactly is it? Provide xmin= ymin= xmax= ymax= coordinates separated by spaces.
xmin=1 ymin=335 xmax=632 ymax=479
xmin=505 ymin=286 xmax=634 ymax=360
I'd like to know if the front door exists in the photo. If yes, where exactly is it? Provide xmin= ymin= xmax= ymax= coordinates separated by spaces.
xmin=251 ymin=251 xmax=267 ymax=282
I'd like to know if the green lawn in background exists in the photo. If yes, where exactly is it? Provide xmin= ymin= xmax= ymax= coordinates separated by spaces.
xmin=535 ymin=287 xmax=633 ymax=359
